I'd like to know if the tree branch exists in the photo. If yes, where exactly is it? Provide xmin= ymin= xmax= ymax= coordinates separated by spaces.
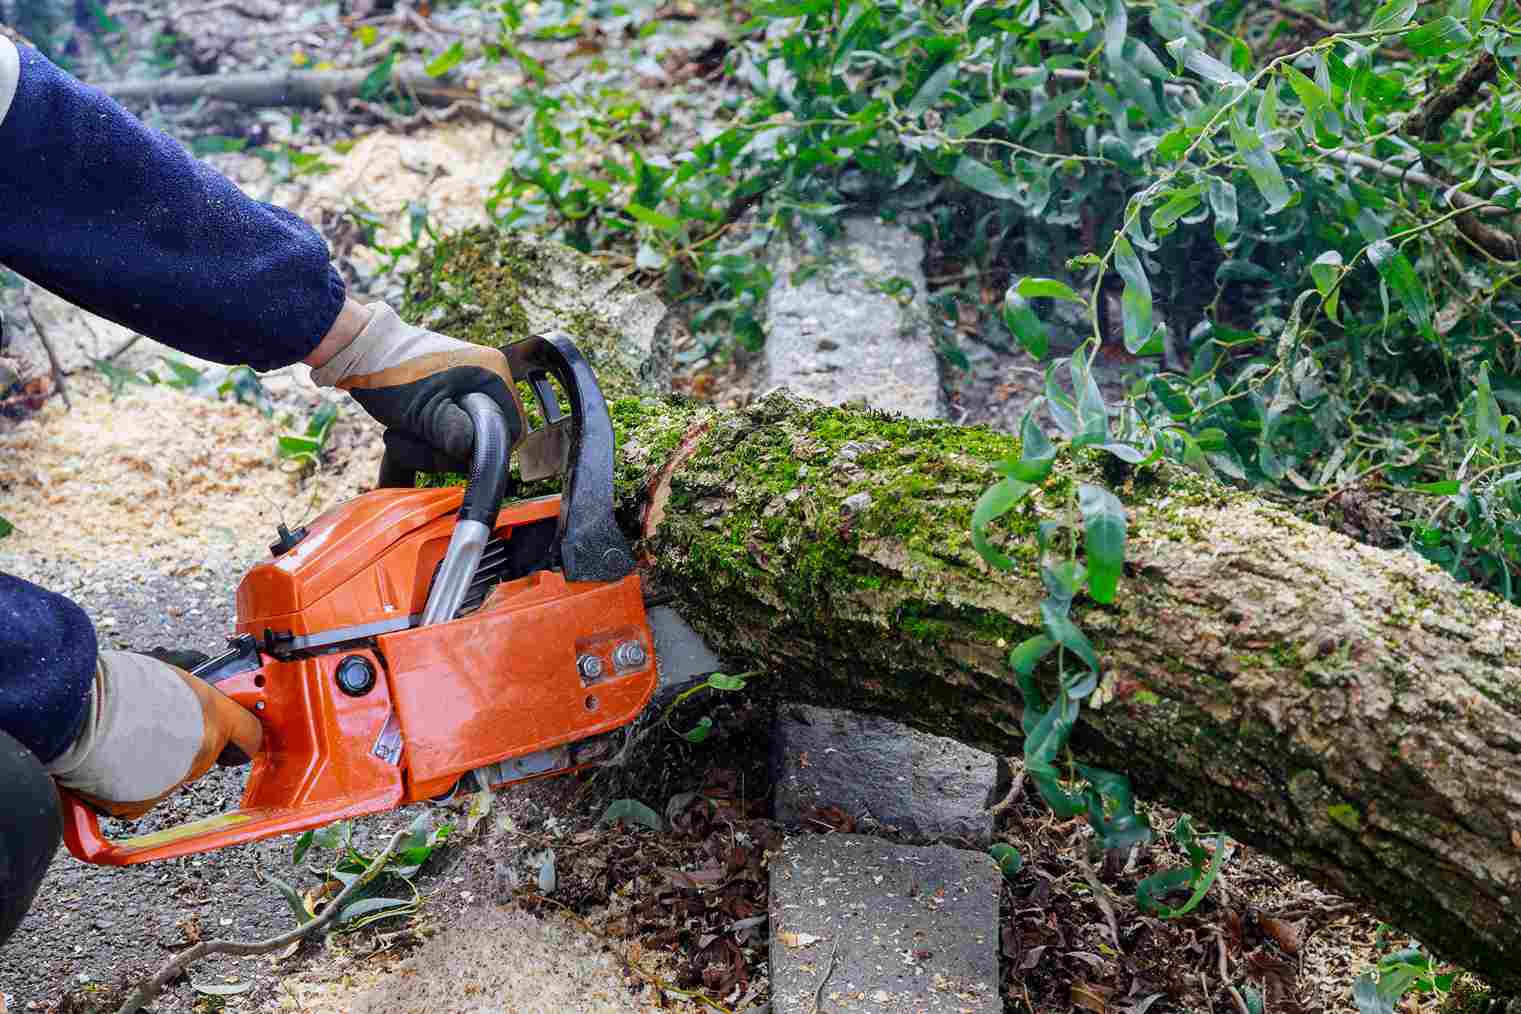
xmin=113 ymin=827 xmax=410 ymax=1014
xmin=1405 ymin=52 xmax=1500 ymax=142
xmin=94 ymin=64 xmax=473 ymax=109
xmin=1320 ymin=148 xmax=1520 ymax=261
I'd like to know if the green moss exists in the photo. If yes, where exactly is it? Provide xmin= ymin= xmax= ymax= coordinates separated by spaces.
xmin=1327 ymin=802 xmax=1362 ymax=831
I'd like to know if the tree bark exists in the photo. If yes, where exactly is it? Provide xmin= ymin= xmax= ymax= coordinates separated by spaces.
xmin=406 ymin=228 xmax=1521 ymax=992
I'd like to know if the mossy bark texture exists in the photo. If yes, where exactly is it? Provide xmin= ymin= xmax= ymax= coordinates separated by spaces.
xmin=413 ymin=227 xmax=1521 ymax=991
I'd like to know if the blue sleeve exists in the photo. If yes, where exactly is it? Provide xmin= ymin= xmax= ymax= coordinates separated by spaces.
xmin=0 ymin=47 xmax=346 ymax=371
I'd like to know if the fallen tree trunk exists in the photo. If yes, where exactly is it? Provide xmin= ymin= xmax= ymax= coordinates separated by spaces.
xmin=403 ymin=228 xmax=1521 ymax=992
xmin=95 ymin=64 xmax=472 ymax=109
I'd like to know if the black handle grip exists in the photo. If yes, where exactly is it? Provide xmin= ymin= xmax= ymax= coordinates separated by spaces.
xmin=506 ymin=333 xmax=633 ymax=583
xmin=457 ymin=393 xmax=509 ymax=528
xmin=376 ymin=395 xmax=510 ymax=532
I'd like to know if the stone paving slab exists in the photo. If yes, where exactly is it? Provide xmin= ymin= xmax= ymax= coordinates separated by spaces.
xmin=769 ymin=833 xmax=1000 ymax=1014
xmin=772 ymin=704 xmax=1000 ymax=847
xmin=764 ymin=216 xmax=945 ymax=420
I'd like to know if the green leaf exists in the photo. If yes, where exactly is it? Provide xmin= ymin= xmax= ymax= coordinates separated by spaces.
xmin=1054 ymin=0 xmax=1094 ymax=32
xmin=626 ymin=203 xmax=682 ymax=234
xmin=1077 ymin=484 xmax=1126 ymax=604
xmin=293 ymin=830 xmax=315 ymax=866
xmin=278 ymin=434 xmax=322 ymax=460
xmin=1039 ymin=599 xmax=1101 ymax=686
xmin=908 ymin=60 xmax=960 ymax=116
xmin=191 ymin=135 xmax=248 ymax=155
xmin=990 ymin=843 xmax=1024 ymax=879
xmin=952 ymin=156 xmax=1020 ymax=200
xmin=1016 ymin=277 xmax=1084 ymax=303
xmin=262 ymin=870 xmax=313 ymax=925
xmin=1283 ymin=63 xmax=1327 ymax=116
xmin=359 ymin=50 xmax=397 ymax=101
xmin=1206 ymin=176 xmax=1237 ymax=246
xmin=1165 ymin=38 xmax=1246 ymax=88
xmin=506 ymin=42 xmax=547 ymax=85
xmin=682 ymin=716 xmax=714 ymax=743
xmin=948 ymin=101 xmax=1003 ymax=139
xmin=1310 ymin=250 xmax=1344 ymax=322
xmin=1413 ymin=480 xmax=1461 ymax=494
xmin=1104 ymin=0 xmax=1127 ymax=68
xmin=1405 ymin=16 xmax=1472 ymax=57
xmin=1369 ymin=0 xmax=1418 ymax=31
xmin=1009 ymin=635 xmax=1057 ymax=676
xmin=1004 ymin=409 xmax=1057 ymax=483
xmin=1001 ymin=292 xmax=1050 ymax=360
xmin=424 ymin=40 xmax=465 ymax=77
xmin=0 ymin=516 xmax=12 ymax=540
xmin=830 ymin=2 xmax=874 ymax=68
xmin=1367 ymin=240 xmax=1433 ymax=339
xmin=1470 ymin=0 xmax=1495 ymax=33
xmin=337 ymin=896 xmax=413 ymax=925
xmin=1229 ymin=108 xmax=1292 ymax=213
xmin=1150 ymin=185 xmax=1202 ymax=236
xmin=972 ymin=478 xmax=1034 ymax=572
xmin=1113 ymin=236 xmax=1154 ymax=354
xmin=706 ymin=672 xmax=748 ymax=691
xmin=1156 ymin=126 xmax=1196 ymax=161
xmin=601 ymin=799 xmax=663 ymax=832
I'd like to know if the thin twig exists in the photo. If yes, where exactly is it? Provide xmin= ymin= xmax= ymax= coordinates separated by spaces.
xmin=1074 ymin=857 xmax=1123 ymax=954
xmin=1265 ymin=0 xmax=1341 ymax=34
xmin=23 ymin=291 xmax=71 ymax=411
xmin=347 ymin=97 xmax=516 ymax=133
xmin=114 ymin=827 xmax=410 ymax=1014
xmin=103 ymin=333 xmax=143 ymax=362
xmin=811 ymin=934 xmax=841 ymax=1013
xmin=987 ymin=757 xmax=1026 ymax=817
xmin=1228 ymin=985 xmax=1252 ymax=1014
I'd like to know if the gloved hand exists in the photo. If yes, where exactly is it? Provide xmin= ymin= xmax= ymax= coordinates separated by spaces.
xmin=45 ymin=652 xmax=263 ymax=820
xmin=309 ymin=301 xmax=526 ymax=472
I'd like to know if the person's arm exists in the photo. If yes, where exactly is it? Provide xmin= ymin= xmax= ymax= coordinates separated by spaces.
xmin=0 ymin=37 xmax=345 ymax=371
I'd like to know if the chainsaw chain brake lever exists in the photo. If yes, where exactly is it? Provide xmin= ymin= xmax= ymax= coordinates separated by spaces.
xmin=504 ymin=331 xmax=634 ymax=584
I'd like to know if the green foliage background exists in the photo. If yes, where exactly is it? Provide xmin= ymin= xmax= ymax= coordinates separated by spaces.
xmin=489 ymin=0 xmax=1521 ymax=600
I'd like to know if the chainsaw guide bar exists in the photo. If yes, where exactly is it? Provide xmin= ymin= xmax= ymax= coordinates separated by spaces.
xmin=60 ymin=333 xmax=724 ymax=866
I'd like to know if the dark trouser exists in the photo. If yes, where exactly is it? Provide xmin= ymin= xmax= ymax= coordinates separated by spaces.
xmin=0 ymin=730 xmax=62 ymax=943
xmin=0 ymin=571 xmax=98 ymax=947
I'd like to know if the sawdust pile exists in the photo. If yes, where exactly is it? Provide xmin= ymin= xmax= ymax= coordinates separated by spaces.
xmin=211 ymin=121 xmax=514 ymax=283
xmin=281 ymin=906 xmax=652 ymax=1014
xmin=0 ymin=373 xmax=382 ymax=575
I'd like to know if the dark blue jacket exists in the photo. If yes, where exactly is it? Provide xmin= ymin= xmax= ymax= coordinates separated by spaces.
xmin=0 ymin=45 xmax=344 ymax=370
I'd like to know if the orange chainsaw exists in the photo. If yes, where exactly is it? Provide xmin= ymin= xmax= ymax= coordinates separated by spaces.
xmin=59 ymin=332 xmax=721 ymax=866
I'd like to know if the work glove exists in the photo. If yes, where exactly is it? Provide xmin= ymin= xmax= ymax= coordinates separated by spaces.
xmin=45 ymin=652 xmax=264 ymax=821
xmin=310 ymin=302 xmax=526 ymax=473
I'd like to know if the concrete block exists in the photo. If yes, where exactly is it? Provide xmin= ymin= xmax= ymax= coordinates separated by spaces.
xmin=769 ymin=833 xmax=1000 ymax=1014
xmin=772 ymin=704 xmax=999 ymax=847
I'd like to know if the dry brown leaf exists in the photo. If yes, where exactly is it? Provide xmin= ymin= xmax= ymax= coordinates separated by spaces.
xmin=1259 ymin=915 xmax=1304 ymax=955
xmin=1071 ymin=980 xmax=1115 ymax=1013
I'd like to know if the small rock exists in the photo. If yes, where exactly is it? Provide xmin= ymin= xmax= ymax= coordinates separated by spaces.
xmin=841 ymin=492 xmax=873 ymax=516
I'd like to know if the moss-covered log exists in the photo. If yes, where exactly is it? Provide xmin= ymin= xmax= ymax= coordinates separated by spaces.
xmin=407 ymin=228 xmax=1521 ymax=992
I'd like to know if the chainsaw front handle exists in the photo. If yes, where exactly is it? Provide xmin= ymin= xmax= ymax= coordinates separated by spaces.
xmin=418 ymin=392 xmax=509 ymax=625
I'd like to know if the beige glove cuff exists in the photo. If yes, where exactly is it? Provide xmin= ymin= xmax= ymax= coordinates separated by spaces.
xmin=45 ymin=651 xmax=205 ymax=806
xmin=309 ymin=301 xmax=457 ymax=389
xmin=0 ymin=38 xmax=19 ymax=129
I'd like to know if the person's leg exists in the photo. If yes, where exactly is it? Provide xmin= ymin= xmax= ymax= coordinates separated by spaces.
xmin=0 ymin=572 xmax=263 ymax=947
xmin=0 ymin=572 xmax=88 ymax=948
xmin=0 ymin=730 xmax=61 ymax=945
